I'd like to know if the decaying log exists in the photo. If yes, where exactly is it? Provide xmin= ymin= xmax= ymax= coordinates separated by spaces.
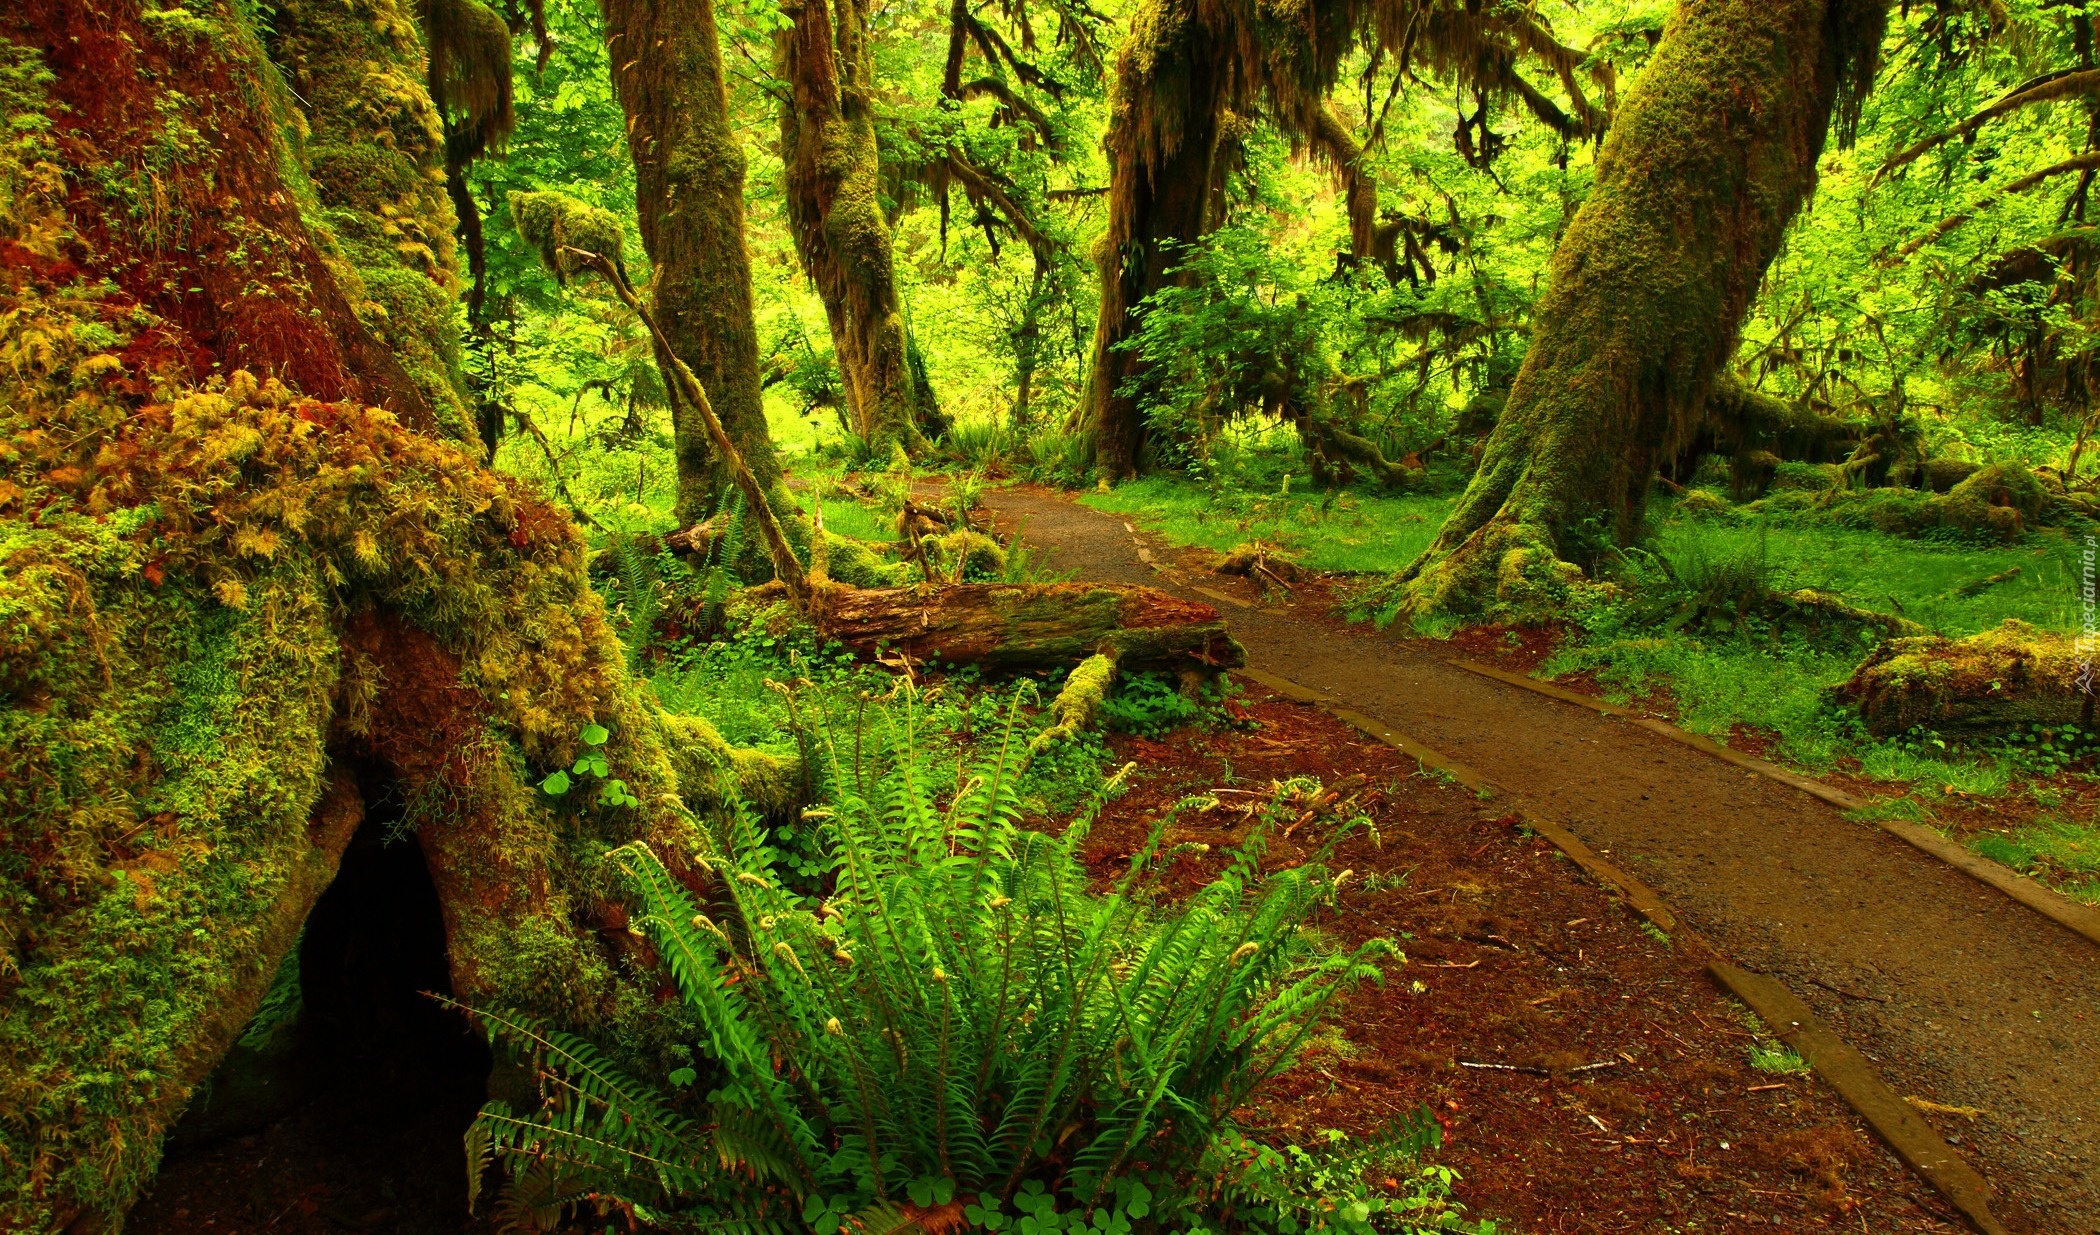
xmin=807 ymin=581 xmax=1244 ymax=671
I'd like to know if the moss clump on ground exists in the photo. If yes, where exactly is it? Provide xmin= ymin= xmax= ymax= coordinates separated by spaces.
xmin=1752 ymin=462 xmax=2054 ymax=543
xmin=1831 ymin=618 xmax=2089 ymax=737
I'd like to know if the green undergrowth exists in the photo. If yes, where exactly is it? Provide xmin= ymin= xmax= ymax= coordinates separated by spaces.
xmin=1524 ymin=505 xmax=2098 ymax=902
xmin=1971 ymin=814 xmax=2100 ymax=904
xmin=460 ymin=688 xmax=1494 ymax=1235
xmin=1646 ymin=497 xmax=2083 ymax=635
xmin=646 ymin=606 xmax=1117 ymax=838
xmin=1535 ymin=510 xmax=2081 ymax=766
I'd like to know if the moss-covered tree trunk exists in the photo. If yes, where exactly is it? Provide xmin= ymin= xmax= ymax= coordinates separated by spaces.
xmin=777 ymin=0 xmax=945 ymax=452
xmin=0 ymin=4 xmax=751 ymax=1230
xmin=1084 ymin=0 xmax=1234 ymax=479
xmin=1395 ymin=0 xmax=1886 ymax=620
xmin=601 ymin=0 xmax=784 ymax=528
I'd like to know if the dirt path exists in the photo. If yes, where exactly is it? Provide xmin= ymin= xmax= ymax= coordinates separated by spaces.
xmin=983 ymin=485 xmax=2100 ymax=1235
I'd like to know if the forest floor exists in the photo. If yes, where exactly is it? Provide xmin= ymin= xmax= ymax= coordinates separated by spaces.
xmin=980 ymin=484 xmax=2100 ymax=1235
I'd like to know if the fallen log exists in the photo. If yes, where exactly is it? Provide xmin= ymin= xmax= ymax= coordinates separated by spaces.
xmin=805 ymin=581 xmax=1244 ymax=672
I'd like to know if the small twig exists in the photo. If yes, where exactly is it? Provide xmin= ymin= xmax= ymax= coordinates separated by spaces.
xmin=1747 ymin=1083 xmax=1788 ymax=1092
xmin=1458 ymin=1059 xmax=1620 ymax=1076
xmin=1425 ymin=959 xmax=1481 ymax=970
xmin=511 ymin=407 xmax=606 ymax=530
xmin=1810 ymin=976 xmax=1890 ymax=1003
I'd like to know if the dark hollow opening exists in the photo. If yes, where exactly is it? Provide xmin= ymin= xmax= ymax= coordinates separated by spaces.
xmin=135 ymin=763 xmax=493 ymax=1235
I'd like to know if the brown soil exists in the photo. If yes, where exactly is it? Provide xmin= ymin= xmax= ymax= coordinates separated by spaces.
xmin=984 ymin=484 xmax=2100 ymax=1235
xmin=1088 ymin=692 xmax=1965 ymax=1233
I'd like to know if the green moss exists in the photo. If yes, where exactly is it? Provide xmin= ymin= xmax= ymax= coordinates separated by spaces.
xmin=1030 ymin=653 xmax=1117 ymax=751
xmin=1394 ymin=0 xmax=1884 ymax=621
xmin=1771 ymin=460 xmax=1841 ymax=492
xmin=656 ymin=710 xmax=805 ymax=813
xmin=264 ymin=0 xmax=474 ymax=443
xmin=1831 ymin=618 xmax=2085 ymax=737
xmin=509 ymin=190 xmax=626 ymax=283
xmin=1749 ymin=462 xmax=2053 ymax=543
xmin=0 ymin=270 xmax=722 ymax=1231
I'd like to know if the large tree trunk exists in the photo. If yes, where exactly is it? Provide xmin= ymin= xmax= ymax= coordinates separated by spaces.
xmin=1395 ymin=0 xmax=1886 ymax=621
xmin=602 ymin=0 xmax=784 ymax=527
xmin=777 ymin=0 xmax=945 ymax=451
xmin=1084 ymin=0 xmax=1235 ymax=479
xmin=0 ymin=5 xmax=737 ymax=1230
xmin=266 ymin=0 xmax=483 ymax=444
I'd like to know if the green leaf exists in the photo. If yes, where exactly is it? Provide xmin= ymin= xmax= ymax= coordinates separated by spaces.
xmin=668 ymin=1066 xmax=697 ymax=1087
xmin=541 ymin=770 xmax=571 ymax=796
xmin=581 ymin=723 xmax=609 ymax=746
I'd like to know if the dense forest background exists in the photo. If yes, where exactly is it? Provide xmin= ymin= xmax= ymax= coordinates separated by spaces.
xmin=478 ymin=0 xmax=2095 ymax=525
xmin=6 ymin=0 xmax=2099 ymax=1232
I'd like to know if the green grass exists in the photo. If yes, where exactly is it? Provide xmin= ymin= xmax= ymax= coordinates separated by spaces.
xmin=1972 ymin=816 xmax=2100 ymax=904
xmin=1747 ymin=1043 xmax=1812 ymax=1076
xmin=1081 ymin=475 xmax=1457 ymax=573
xmin=1653 ymin=498 xmax=2083 ymax=637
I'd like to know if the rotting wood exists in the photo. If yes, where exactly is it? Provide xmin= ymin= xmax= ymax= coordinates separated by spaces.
xmin=809 ymin=581 xmax=1243 ymax=672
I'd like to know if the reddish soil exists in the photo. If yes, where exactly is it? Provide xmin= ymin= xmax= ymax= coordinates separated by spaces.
xmin=1087 ymin=694 xmax=1964 ymax=1233
xmin=984 ymin=483 xmax=2100 ymax=1235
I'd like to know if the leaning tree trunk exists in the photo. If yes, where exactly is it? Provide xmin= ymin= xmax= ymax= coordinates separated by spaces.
xmin=602 ymin=0 xmax=785 ymax=528
xmin=1394 ymin=0 xmax=1887 ymax=620
xmin=777 ymin=0 xmax=944 ymax=452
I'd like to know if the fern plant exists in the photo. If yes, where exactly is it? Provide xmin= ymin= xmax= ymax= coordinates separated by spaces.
xmin=702 ymin=486 xmax=749 ymax=631
xmin=461 ymin=692 xmax=1413 ymax=1233
xmin=612 ymin=533 xmax=663 ymax=669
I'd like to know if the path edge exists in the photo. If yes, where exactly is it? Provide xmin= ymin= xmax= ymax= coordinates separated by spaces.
xmin=1234 ymin=664 xmax=2011 ymax=1235
xmin=1450 ymin=658 xmax=2100 ymax=950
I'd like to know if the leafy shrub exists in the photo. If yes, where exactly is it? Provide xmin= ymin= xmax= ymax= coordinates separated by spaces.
xmin=461 ymin=696 xmax=1447 ymax=1233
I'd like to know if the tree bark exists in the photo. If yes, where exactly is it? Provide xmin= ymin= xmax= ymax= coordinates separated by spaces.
xmin=1396 ymin=0 xmax=1887 ymax=621
xmin=1084 ymin=0 xmax=1236 ymax=480
xmin=777 ymin=0 xmax=945 ymax=451
xmin=811 ymin=582 xmax=1244 ymax=671
xmin=0 ymin=5 xmax=731 ymax=1228
xmin=602 ymin=0 xmax=783 ymax=528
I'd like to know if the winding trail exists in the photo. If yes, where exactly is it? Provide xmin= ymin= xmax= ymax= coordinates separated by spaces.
xmin=982 ymin=485 xmax=2100 ymax=1235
